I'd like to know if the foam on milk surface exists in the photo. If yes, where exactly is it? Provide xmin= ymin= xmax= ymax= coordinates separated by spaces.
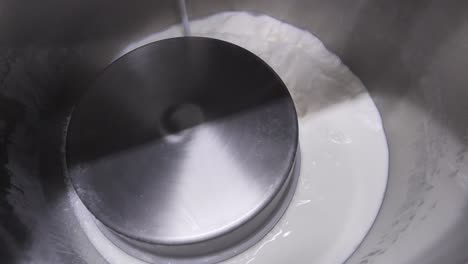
xmin=81 ymin=12 xmax=389 ymax=264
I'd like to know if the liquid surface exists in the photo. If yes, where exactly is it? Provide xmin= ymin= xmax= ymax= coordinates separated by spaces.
xmin=74 ymin=12 xmax=389 ymax=264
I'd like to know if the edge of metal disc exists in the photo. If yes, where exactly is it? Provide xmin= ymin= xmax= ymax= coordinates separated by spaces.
xmin=95 ymin=147 xmax=301 ymax=264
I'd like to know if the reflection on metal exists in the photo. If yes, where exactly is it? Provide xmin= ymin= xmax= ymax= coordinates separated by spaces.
xmin=66 ymin=37 xmax=299 ymax=263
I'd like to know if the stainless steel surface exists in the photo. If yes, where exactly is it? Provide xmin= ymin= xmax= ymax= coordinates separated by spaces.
xmin=66 ymin=37 xmax=299 ymax=263
xmin=1 ymin=0 xmax=468 ymax=264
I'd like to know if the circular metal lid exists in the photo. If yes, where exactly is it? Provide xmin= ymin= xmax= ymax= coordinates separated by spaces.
xmin=66 ymin=37 xmax=299 ymax=263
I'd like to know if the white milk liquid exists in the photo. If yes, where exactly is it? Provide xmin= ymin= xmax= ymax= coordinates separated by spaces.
xmin=71 ymin=12 xmax=389 ymax=264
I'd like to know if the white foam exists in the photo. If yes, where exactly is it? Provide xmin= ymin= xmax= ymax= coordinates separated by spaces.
xmin=82 ymin=12 xmax=389 ymax=264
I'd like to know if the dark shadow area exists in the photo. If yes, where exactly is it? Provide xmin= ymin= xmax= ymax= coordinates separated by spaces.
xmin=0 ymin=48 xmax=101 ymax=263
xmin=0 ymin=37 xmax=296 ymax=263
xmin=66 ymin=37 xmax=292 ymax=166
xmin=0 ymin=95 xmax=27 ymax=263
xmin=0 ymin=0 xmax=179 ymax=46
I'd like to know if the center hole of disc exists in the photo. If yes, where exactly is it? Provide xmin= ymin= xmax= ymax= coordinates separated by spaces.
xmin=162 ymin=103 xmax=204 ymax=134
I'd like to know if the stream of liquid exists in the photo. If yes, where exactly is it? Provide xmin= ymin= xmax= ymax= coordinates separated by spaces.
xmin=178 ymin=0 xmax=191 ymax=36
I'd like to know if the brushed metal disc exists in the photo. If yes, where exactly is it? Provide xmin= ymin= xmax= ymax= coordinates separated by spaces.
xmin=66 ymin=37 xmax=299 ymax=263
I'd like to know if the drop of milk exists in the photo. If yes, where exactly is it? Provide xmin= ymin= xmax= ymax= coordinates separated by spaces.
xmin=80 ymin=12 xmax=389 ymax=264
